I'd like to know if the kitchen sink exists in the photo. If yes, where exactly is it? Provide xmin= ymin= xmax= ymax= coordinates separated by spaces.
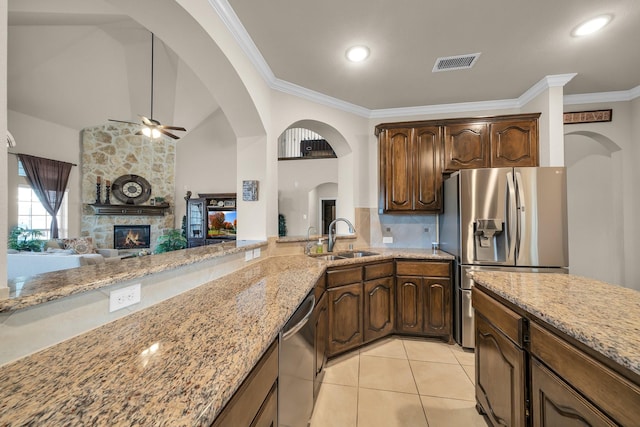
xmin=336 ymin=251 xmax=379 ymax=258
xmin=317 ymin=254 xmax=347 ymax=261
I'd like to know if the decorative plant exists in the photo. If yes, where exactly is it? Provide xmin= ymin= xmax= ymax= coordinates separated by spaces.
xmin=278 ymin=214 xmax=287 ymax=237
xmin=155 ymin=229 xmax=187 ymax=254
xmin=181 ymin=214 xmax=187 ymax=238
xmin=8 ymin=226 xmax=44 ymax=252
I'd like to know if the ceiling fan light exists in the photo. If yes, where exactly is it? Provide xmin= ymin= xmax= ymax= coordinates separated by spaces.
xmin=142 ymin=127 xmax=152 ymax=137
xmin=346 ymin=46 xmax=370 ymax=62
xmin=151 ymin=128 xmax=161 ymax=139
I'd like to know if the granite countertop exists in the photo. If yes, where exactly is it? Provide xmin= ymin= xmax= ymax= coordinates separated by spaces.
xmin=470 ymin=271 xmax=640 ymax=377
xmin=1 ymin=240 xmax=266 ymax=313
xmin=309 ymin=248 xmax=454 ymax=265
xmin=0 ymin=248 xmax=453 ymax=425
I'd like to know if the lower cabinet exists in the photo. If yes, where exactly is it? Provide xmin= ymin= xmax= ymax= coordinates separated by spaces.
xmin=395 ymin=260 xmax=453 ymax=342
xmin=313 ymin=290 xmax=328 ymax=400
xmin=530 ymin=358 xmax=616 ymax=427
xmin=363 ymin=276 xmax=395 ymax=342
xmin=474 ymin=285 xmax=640 ymax=427
xmin=212 ymin=340 xmax=278 ymax=427
xmin=327 ymin=282 xmax=363 ymax=357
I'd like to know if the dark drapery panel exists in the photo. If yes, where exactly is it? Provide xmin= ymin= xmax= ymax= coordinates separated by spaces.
xmin=17 ymin=154 xmax=73 ymax=239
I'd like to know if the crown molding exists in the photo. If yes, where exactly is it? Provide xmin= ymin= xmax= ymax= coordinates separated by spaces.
xmin=208 ymin=0 xmax=637 ymax=118
xmin=564 ymin=85 xmax=640 ymax=105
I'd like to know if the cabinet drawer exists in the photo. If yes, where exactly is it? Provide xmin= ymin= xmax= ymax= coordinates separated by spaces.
xmin=529 ymin=322 xmax=640 ymax=427
xmin=327 ymin=266 xmax=363 ymax=288
xmin=364 ymin=262 xmax=394 ymax=281
xmin=472 ymin=287 xmax=523 ymax=347
xmin=213 ymin=340 xmax=278 ymax=427
xmin=395 ymin=261 xmax=449 ymax=277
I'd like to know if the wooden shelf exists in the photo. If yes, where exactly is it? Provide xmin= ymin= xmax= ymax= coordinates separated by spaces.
xmin=89 ymin=203 xmax=170 ymax=216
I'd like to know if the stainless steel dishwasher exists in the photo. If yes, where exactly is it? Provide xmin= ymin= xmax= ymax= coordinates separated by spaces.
xmin=279 ymin=290 xmax=316 ymax=427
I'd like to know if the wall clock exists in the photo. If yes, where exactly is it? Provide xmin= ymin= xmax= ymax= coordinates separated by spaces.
xmin=111 ymin=174 xmax=152 ymax=205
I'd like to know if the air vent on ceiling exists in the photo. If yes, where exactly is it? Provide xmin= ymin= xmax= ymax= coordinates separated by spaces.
xmin=432 ymin=53 xmax=481 ymax=72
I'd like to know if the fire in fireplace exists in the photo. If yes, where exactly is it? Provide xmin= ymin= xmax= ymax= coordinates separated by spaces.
xmin=114 ymin=225 xmax=151 ymax=250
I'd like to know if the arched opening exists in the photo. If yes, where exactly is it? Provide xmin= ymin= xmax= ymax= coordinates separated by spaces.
xmin=564 ymin=130 xmax=623 ymax=284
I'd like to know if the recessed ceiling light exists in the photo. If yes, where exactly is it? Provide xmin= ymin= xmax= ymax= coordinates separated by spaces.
xmin=346 ymin=46 xmax=370 ymax=62
xmin=572 ymin=15 xmax=612 ymax=37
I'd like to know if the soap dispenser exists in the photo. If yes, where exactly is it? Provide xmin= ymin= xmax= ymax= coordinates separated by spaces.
xmin=316 ymin=238 xmax=324 ymax=254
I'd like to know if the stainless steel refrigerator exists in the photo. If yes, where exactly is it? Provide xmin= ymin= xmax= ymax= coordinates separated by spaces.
xmin=439 ymin=167 xmax=568 ymax=349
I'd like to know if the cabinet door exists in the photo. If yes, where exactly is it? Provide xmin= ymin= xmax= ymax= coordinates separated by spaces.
xmin=490 ymin=119 xmax=538 ymax=167
xmin=423 ymin=278 xmax=451 ymax=339
xmin=186 ymin=198 xmax=206 ymax=246
xmin=313 ymin=292 xmax=328 ymax=400
xmin=396 ymin=277 xmax=423 ymax=334
xmin=363 ymin=277 xmax=395 ymax=342
xmin=531 ymin=358 xmax=616 ymax=427
xmin=443 ymin=123 xmax=489 ymax=171
xmin=327 ymin=283 xmax=363 ymax=357
xmin=414 ymin=126 xmax=443 ymax=211
xmin=475 ymin=314 xmax=527 ymax=427
xmin=381 ymin=127 xmax=414 ymax=211
xmin=250 ymin=384 xmax=278 ymax=427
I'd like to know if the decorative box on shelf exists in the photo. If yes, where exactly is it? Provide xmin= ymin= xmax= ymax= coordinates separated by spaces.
xmin=89 ymin=203 xmax=170 ymax=216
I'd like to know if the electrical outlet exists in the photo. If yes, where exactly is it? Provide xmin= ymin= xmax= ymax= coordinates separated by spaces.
xmin=253 ymin=248 xmax=261 ymax=258
xmin=245 ymin=251 xmax=253 ymax=261
xmin=109 ymin=284 xmax=141 ymax=312
xmin=424 ymin=227 xmax=430 ymax=233
xmin=383 ymin=236 xmax=393 ymax=244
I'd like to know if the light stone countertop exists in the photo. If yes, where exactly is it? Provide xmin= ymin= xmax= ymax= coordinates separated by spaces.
xmin=470 ymin=271 xmax=640 ymax=378
xmin=0 ymin=249 xmax=451 ymax=425
xmin=1 ymin=240 xmax=266 ymax=313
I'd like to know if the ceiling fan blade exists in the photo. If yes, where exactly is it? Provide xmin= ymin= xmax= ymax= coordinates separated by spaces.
xmin=134 ymin=130 xmax=143 ymax=136
xmin=140 ymin=116 xmax=154 ymax=126
xmin=109 ymin=119 xmax=139 ymax=126
xmin=160 ymin=129 xmax=180 ymax=139
xmin=158 ymin=125 xmax=187 ymax=131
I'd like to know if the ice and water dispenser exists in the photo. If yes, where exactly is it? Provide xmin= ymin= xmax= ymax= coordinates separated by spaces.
xmin=473 ymin=219 xmax=506 ymax=262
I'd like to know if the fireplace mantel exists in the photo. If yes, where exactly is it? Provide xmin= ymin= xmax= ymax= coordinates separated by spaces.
xmin=88 ymin=203 xmax=170 ymax=216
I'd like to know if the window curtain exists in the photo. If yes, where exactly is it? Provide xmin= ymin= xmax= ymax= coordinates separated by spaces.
xmin=17 ymin=154 xmax=73 ymax=239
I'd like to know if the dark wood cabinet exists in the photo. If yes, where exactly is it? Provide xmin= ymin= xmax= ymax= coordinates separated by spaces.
xmin=378 ymin=125 xmax=442 ymax=213
xmin=395 ymin=260 xmax=452 ymax=342
xmin=313 ymin=290 xmax=328 ymax=400
xmin=212 ymin=340 xmax=278 ymax=427
xmin=377 ymin=114 xmax=540 ymax=211
xmin=186 ymin=193 xmax=237 ymax=248
xmin=327 ymin=282 xmax=363 ymax=357
xmin=490 ymin=119 xmax=538 ymax=167
xmin=475 ymin=312 xmax=527 ymax=427
xmin=186 ymin=198 xmax=206 ymax=247
xmin=531 ymin=358 xmax=616 ymax=427
xmin=363 ymin=276 xmax=395 ymax=342
xmin=443 ymin=122 xmax=489 ymax=171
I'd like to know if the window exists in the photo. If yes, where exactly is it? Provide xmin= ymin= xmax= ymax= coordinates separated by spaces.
xmin=17 ymin=185 xmax=68 ymax=240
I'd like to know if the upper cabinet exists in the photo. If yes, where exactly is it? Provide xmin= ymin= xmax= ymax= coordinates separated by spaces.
xmin=376 ymin=113 xmax=540 ymax=213
xmin=378 ymin=125 xmax=443 ymax=213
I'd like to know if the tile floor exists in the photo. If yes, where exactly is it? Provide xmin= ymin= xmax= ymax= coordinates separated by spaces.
xmin=310 ymin=336 xmax=488 ymax=427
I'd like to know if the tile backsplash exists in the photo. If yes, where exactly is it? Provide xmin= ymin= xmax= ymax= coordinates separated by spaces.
xmin=357 ymin=208 xmax=438 ymax=249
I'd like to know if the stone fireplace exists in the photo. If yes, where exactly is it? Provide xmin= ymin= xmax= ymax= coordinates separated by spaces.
xmin=81 ymin=123 xmax=176 ymax=250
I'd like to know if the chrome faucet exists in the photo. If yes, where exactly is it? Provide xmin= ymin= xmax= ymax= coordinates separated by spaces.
xmin=327 ymin=218 xmax=355 ymax=252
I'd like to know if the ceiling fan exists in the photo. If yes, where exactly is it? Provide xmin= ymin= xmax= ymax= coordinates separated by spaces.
xmin=109 ymin=33 xmax=186 ymax=140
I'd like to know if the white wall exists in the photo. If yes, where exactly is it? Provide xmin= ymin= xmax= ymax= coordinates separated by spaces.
xmin=563 ymin=100 xmax=638 ymax=289
xmin=277 ymin=158 xmax=338 ymax=236
xmin=1 ymin=1 xmax=8 ymax=297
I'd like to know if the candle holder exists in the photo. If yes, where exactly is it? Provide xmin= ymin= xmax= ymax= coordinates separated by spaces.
xmin=95 ymin=183 xmax=102 ymax=204
xmin=105 ymin=182 xmax=111 ymax=205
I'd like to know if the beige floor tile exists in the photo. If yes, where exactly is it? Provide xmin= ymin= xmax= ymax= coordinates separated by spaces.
xmin=357 ymin=388 xmax=428 ymax=427
xmin=402 ymin=338 xmax=458 ymax=363
xmin=462 ymin=364 xmax=475 ymax=385
xmin=410 ymin=360 xmax=475 ymax=401
xmin=310 ymin=383 xmax=358 ymax=427
xmin=451 ymin=345 xmax=476 ymax=366
xmin=421 ymin=396 xmax=488 ymax=427
xmin=359 ymin=337 xmax=407 ymax=359
xmin=359 ymin=355 xmax=418 ymax=394
xmin=322 ymin=352 xmax=360 ymax=387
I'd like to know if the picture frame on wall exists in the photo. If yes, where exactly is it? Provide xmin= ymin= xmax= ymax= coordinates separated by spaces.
xmin=242 ymin=180 xmax=259 ymax=201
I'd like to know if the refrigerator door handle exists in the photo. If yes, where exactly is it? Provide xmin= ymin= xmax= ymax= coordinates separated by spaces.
xmin=515 ymin=171 xmax=526 ymax=260
xmin=506 ymin=172 xmax=517 ymax=262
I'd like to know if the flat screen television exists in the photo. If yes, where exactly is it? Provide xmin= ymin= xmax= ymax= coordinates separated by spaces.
xmin=207 ymin=210 xmax=237 ymax=238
